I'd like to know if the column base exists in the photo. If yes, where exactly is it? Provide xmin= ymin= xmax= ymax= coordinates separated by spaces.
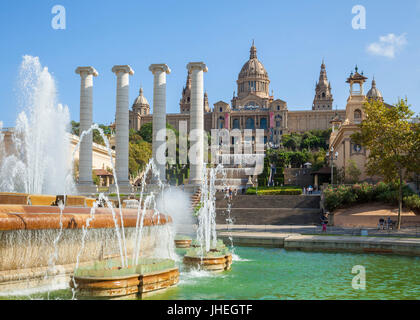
xmin=76 ymin=183 xmax=98 ymax=196
xmin=109 ymin=182 xmax=132 ymax=194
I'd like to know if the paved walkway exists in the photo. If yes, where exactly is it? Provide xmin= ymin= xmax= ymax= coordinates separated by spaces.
xmin=216 ymin=225 xmax=420 ymax=256
xmin=216 ymin=224 xmax=420 ymax=238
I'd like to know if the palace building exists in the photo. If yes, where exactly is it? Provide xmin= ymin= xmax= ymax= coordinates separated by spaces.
xmin=129 ymin=43 xmax=382 ymax=147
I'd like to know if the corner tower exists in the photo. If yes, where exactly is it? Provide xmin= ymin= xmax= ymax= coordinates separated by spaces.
xmin=312 ymin=60 xmax=333 ymax=110
xmin=179 ymin=70 xmax=210 ymax=113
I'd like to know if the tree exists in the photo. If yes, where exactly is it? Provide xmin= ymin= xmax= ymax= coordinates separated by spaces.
xmin=352 ymin=99 xmax=420 ymax=229
xmin=345 ymin=159 xmax=361 ymax=184
xmin=138 ymin=122 xmax=153 ymax=143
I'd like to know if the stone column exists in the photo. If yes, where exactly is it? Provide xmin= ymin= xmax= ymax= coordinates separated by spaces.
xmin=187 ymin=62 xmax=208 ymax=185
xmin=149 ymin=64 xmax=171 ymax=182
xmin=75 ymin=66 xmax=98 ymax=194
xmin=112 ymin=65 xmax=134 ymax=193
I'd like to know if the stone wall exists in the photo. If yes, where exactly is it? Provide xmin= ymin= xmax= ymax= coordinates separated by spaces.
xmin=283 ymin=168 xmax=313 ymax=187
xmin=216 ymin=194 xmax=321 ymax=225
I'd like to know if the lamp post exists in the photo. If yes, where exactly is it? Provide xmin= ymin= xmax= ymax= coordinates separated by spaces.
xmin=326 ymin=147 xmax=338 ymax=185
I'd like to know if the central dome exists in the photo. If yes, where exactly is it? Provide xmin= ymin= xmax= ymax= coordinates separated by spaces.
xmin=236 ymin=42 xmax=270 ymax=100
xmin=238 ymin=43 xmax=269 ymax=80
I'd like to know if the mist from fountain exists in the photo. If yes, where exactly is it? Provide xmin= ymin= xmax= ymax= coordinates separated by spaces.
xmin=0 ymin=55 xmax=74 ymax=195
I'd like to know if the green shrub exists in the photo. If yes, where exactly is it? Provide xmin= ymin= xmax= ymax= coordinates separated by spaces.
xmin=352 ymin=183 xmax=375 ymax=202
xmin=323 ymin=182 xmax=416 ymax=212
xmin=404 ymin=195 xmax=420 ymax=212
xmin=246 ymin=186 xmax=302 ymax=196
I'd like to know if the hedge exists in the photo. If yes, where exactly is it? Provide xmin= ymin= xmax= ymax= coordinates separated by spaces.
xmin=324 ymin=182 xmax=419 ymax=212
xmin=246 ymin=187 xmax=302 ymax=195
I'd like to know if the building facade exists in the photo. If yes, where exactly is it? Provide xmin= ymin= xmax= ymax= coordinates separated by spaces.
xmin=129 ymin=43 xmax=349 ymax=144
xmin=329 ymin=67 xmax=386 ymax=183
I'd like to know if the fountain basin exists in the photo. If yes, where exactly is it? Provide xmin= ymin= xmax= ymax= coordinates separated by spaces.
xmin=183 ymin=254 xmax=232 ymax=272
xmin=0 ymin=203 xmax=173 ymax=296
xmin=70 ymin=274 xmax=140 ymax=299
xmin=0 ymin=192 xmax=97 ymax=208
xmin=183 ymin=240 xmax=232 ymax=272
xmin=174 ymin=235 xmax=192 ymax=248
xmin=0 ymin=205 xmax=171 ymax=230
xmin=138 ymin=267 xmax=179 ymax=298
xmin=71 ymin=258 xmax=179 ymax=299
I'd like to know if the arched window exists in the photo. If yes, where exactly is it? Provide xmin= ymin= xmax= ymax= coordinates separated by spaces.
xmin=322 ymin=92 xmax=326 ymax=98
xmin=233 ymin=119 xmax=240 ymax=129
xmin=260 ymin=118 xmax=267 ymax=130
xmin=245 ymin=118 xmax=255 ymax=129
xmin=220 ymin=107 xmax=223 ymax=112
xmin=354 ymin=109 xmax=362 ymax=123
xmin=219 ymin=116 xmax=224 ymax=129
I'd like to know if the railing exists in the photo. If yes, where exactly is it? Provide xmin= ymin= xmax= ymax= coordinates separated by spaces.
xmin=0 ymin=127 xmax=14 ymax=132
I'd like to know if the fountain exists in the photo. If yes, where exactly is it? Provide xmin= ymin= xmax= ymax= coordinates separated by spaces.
xmin=0 ymin=56 xmax=180 ymax=299
xmin=183 ymin=165 xmax=233 ymax=272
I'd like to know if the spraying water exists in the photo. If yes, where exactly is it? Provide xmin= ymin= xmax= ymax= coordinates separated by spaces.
xmin=196 ymin=164 xmax=225 ymax=255
xmin=0 ymin=55 xmax=73 ymax=195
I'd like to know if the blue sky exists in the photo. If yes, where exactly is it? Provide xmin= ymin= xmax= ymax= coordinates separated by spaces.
xmin=1 ymin=0 xmax=420 ymax=127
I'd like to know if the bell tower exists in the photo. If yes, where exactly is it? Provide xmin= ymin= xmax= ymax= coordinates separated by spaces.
xmin=312 ymin=59 xmax=333 ymax=110
xmin=345 ymin=65 xmax=368 ymax=124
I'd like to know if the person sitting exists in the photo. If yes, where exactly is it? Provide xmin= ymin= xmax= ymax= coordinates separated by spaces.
xmin=378 ymin=217 xmax=385 ymax=230
xmin=308 ymin=185 xmax=313 ymax=194
xmin=387 ymin=217 xmax=397 ymax=230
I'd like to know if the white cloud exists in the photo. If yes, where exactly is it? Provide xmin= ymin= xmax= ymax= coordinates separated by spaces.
xmin=366 ymin=33 xmax=407 ymax=58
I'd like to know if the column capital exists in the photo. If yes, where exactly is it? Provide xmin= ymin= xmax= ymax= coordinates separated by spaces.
xmin=112 ymin=65 xmax=134 ymax=75
xmin=75 ymin=66 xmax=98 ymax=77
xmin=187 ymin=62 xmax=208 ymax=73
xmin=149 ymin=64 xmax=171 ymax=74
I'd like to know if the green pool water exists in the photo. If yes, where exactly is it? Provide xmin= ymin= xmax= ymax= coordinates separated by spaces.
xmin=147 ymin=247 xmax=419 ymax=300
xmin=4 ymin=247 xmax=420 ymax=300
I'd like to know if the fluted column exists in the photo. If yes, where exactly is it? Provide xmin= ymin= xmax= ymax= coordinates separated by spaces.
xmin=149 ymin=64 xmax=171 ymax=181
xmin=75 ymin=66 xmax=98 ymax=194
xmin=187 ymin=62 xmax=208 ymax=185
xmin=112 ymin=65 xmax=134 ymax=192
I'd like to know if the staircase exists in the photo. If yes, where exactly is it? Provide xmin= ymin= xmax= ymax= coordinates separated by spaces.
xmin=216 ymin=194 xmax=322 ymax=226
xmin=190 ymin=189 xmax=201 ymax=211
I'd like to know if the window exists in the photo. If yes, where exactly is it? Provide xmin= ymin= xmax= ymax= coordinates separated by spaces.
xmin=219 ymin=116 xmax=224 ymax=129
xmin=260 ymin=118 xmax=267 ymax=130
xmin=220 ymin=107 xmax=223 ymax=112
xmin=322 ymin=92 xmax=326 ymax=98
xmin=245 ymin=118 xmax=255 ymax=129
xmin=233 ymin=119 xmax=240 ymax=129
xmin=353 ymin=144 xmax=362 ymax=153
xmin=277 ymin=105 xmax=280 ymax=111
xmin=354 ymin=109 xmax=362 ymax=123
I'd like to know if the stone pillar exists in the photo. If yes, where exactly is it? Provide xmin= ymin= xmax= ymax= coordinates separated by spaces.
xmin=112 ymin=65 xmax=134 ymax=193
xmin=187 ymin=62 xmax=208 ymax=186
xmin=149 ymin=64 xmax=171 ymax=181
xmin=75 ymin=66 xmax=98 ymax=194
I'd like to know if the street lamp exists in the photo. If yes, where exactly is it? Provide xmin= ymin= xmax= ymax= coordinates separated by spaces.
xmin=326 ymin=147 xmax=339 ymax=185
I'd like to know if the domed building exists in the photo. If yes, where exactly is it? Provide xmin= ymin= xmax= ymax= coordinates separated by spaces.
xmin=131 ymin=43 xmax=398 ymax=147
xmin=366 ymin=78 xmax=384 ymax=102
xmin=232 ymin=41 xmax=272 ymax=108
